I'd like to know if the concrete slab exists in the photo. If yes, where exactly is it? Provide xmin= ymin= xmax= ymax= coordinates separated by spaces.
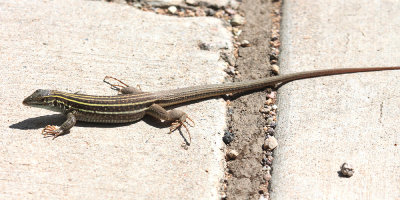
xmin=0 ymin=0 xmax=232 ymax=199
xmin=271 ymin=0 xmax=400 ymax=199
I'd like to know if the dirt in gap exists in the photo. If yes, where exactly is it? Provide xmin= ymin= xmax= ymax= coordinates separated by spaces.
xmin=224 ymin=0 xmax=281 ymax=199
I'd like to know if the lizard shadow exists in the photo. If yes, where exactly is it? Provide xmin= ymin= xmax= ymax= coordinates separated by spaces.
xmin=9 ymin=114 xmax=136 ymax=130
xmin=10 ymin=114 xmax=190 ymax=144
xmin=10 ymin=114 xmax=66 ymax=130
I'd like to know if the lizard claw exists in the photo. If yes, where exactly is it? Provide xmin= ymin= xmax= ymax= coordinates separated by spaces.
xmin=42 ymin=125 xmax=62 ymax=139
xmin=185 ymin=117 xmax=195 ymax=127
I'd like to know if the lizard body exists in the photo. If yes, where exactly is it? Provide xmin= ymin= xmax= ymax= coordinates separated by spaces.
xmin=23 ymin=66 xmax=400 ymax=140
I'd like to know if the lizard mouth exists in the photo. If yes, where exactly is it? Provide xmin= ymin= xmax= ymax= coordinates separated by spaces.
xmin=22 ymin=98 xmax=33 ymax=106
xmin=22 ymin=96 xmax=50 ymax=106
xmin=22 ymin=99 xmax=46 ymax=106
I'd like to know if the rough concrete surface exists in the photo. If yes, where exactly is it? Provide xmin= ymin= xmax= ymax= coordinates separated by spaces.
xmin=0 ymin=0 xmax=232 ymax=199
xmin=271 ymin=0 xmax=400 ymax=199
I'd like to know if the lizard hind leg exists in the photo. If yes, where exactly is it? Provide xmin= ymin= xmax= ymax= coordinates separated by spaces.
xmin=103 ymin=76 xmax=143 ymax=94
xmin=146 ymin=104 xmax=195 ymax=143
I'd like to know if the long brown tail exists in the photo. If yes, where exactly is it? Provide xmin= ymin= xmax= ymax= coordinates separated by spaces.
xmin=156 ymin=66 xmax=400 ymax=106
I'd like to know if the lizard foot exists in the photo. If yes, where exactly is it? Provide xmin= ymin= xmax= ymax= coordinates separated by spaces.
xmin=103 ymin=76 xmax=130 ymax=90
xmin=41 ymin=125 xmax=63 ymax=139
xmin=103 ymin=76 xmax=142 ymax=94
xmin=169 ymin=117 xmax=195 ymax=143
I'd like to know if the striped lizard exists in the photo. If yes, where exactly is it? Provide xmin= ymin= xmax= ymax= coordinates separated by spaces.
xmin=23 ymin=66 xmax=400 ymax=141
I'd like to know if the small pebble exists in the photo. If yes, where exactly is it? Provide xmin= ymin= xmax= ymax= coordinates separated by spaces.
xmin=232 ymin=27 xmax=242 ymax=36
xmin=268 ymin=122 xmax=277 ymax=128
xmin=267 ymin=155 xmax=273 ymax=162
xmin=223 ymin=131 xmax=235 ymax=144
xmin=226 ymin=150 xmax=239 ymax=160
xmin=214 ymin=10 xmax=225 ymax=18
xmin=262 ymin=156 xmax=268 ymax=164
xmin=266 ymin=117 xmax=274 ymax=125
xmin=195 ymin=9 xmax=206 ymax=17
xmin=259 ymin=107 xmax=270 ymax=113
xmin=271 ymin=47 xmax=280 ymax=55
xmin=185 ymin=0 xmax=196 ymax=5
xmin=271 ymin=64 xmax=280 ymax=75
xmin=155 ymin=8 xmax=166 ymax=15
xmin=240 ymin=40 xmax=251 ymax=47
xmin=272 ymin=105 xmax=278 ymax=110
xmin=340 ymin=163 xmax=355 ymax=177
xmin=265 ymin=98 xmax=273 ymax=105
xmin=187 ymin=9 xmax=195 ymax=17
xmin=168 ymin=6 xmax=177 ymax=14
xmin=263 ymin=136 xmax=278 ymax=150
xmin=265 ymin=151 xmax=273 ymax=156
xmin=206 ymin=8 xmax=215 ymax=16
xmin=266 ymin=91 xmax=276 ymax=99
xmin=227 ymin=106 xmax=234 ymax=115
xmin=269 ymin=52 xmax=278 ymax=61
xmin=132 ymin=2 xmax=142 ymax=8
xmin=266 ymin=127 xmax=275 ymax=135
xmin=225 ymin=8 xmax=236 ymax=15
xmin=259 ymin=194 xmax=268 ymax=200
xmin=231 ymin=14 xmax=245 ymax=26
xmin=264 ymin=172 xmax=272 ymax=181
xmin=262 ymin=165 xmax=271 ymax=171
xmin=230 ymin=0 xmax=239 ymax=9
xmin=270 ymin=40 xmax=280 ymax=48
xmin=177 ymin=11 xmax=185 ymax=17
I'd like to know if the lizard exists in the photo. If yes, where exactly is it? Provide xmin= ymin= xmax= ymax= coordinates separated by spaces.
xmin=23 ymin=66 xmax=400 ymax=142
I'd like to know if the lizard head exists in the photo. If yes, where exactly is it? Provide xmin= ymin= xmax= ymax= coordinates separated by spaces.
xmin=23 ymin=89 xmax=54 ymax=107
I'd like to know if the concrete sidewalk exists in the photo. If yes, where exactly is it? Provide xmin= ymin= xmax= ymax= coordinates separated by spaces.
xmin=271 ymin=0 xmax=400 ymax=199
xmin=0 ymin=1 xmax=231 ymax=199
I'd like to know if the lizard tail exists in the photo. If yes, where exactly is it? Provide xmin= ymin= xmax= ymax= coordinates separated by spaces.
xmin=156 ymin=66 xmax=400 ymax=107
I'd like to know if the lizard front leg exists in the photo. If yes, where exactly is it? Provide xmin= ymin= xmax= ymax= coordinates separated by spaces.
xmin=42 ymin=112 xmax=76 ymax=139
xmin=146 ymin=104 xmax=195 ymax=142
